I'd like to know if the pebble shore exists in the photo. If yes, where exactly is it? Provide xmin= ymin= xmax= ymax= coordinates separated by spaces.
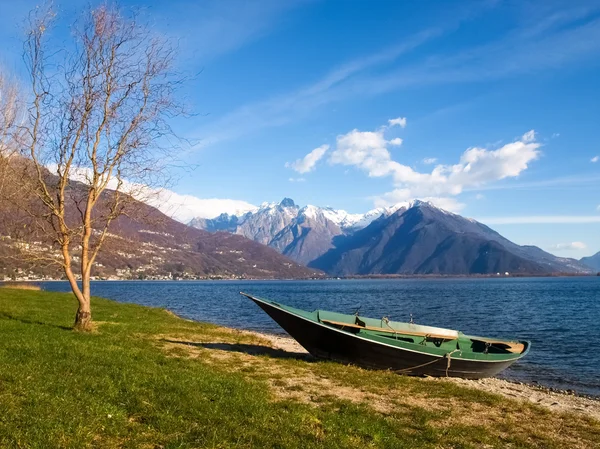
xmin=249 ymin=330 xmax=600 ymax=420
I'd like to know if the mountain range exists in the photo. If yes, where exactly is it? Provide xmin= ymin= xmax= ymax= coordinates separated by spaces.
xmin=1 ymin=158 xmax=596 ymax=279
xmin=189 ymin=198 xmax=404 ymax=265
xmin=189 ymin=199 xmax=594 ymax=276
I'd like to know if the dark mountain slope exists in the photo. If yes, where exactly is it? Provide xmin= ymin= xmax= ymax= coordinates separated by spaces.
xmin=581 ymin=251 xmax=600 ymax=271
xmin=310 ymin=201 xmax=590 ymax=276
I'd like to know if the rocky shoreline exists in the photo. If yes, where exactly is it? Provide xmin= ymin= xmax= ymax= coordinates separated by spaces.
xmin=248 ymin=330 xmax=600 ymax=421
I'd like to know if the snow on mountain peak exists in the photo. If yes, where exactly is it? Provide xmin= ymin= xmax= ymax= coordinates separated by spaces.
xmin=193 ymin=197 xmax=461 ymax=231
xmin=299 ymin=204 xmax=319 ymax=220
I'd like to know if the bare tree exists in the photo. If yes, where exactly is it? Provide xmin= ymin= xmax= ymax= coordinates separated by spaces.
xmin=16 ymin=5 xmax=182 ymax=330
xmin=0 ymin=74 xmax=22 ymax=194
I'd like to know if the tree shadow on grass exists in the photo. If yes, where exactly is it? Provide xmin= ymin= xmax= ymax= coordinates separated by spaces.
xmin=0 ymin=312 xmax=72 ymax=331
xmin=162 ymin=339 xmax=316 ymax=362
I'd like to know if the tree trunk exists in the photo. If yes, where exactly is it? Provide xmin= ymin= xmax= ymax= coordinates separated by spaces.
xmin=63 ymin=259 xmax=93 ymax=332
xmin=77 ymin=245 xmax=93 ymax=331
xmin=74 ymin=296 xmax=92 ymax=331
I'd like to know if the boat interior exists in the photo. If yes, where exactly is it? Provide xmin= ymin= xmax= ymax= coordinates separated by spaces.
xmin=317 ymin=310 xmax=526 ymax=355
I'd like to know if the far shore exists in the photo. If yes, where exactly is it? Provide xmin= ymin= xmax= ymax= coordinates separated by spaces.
xmin=2 ymin=271 xmax=599 ymax=284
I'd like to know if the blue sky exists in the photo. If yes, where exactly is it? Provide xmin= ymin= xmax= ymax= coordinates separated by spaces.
xmin=0 ymin=0 xmax=599 ymax=258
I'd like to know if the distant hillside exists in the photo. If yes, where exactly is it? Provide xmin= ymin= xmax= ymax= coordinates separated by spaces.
xmin=581 ymin=251 xmax=600 ymax=271
xmin=308 ymin=201 xmax=591 ymax=276
xmin=0 ymin=174 xmax=321 ymax=280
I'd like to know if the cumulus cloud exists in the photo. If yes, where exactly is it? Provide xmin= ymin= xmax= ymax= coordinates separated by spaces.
xmin=124 ymin=185 xmax=258 ymax=222
xmin=154 ymin=194 xmax=257 ymax=221
xmin=548 ymin=242 xmax=587 ymax=251
xmin=286 ymin=144 xmax=329 ymax=174
xmin=389 ymin=137 xmax=403 ymax=146
xmin=46 ymin=163 xmax=257 ymax=222
xmin=327 ymin=121 xmax=540 ymax=209
xmin=388 ymin=117 xmax=407 ymax=128
xmin=592 ymin=155 xmax=599 ymax=163
xmin=422 ymin=157 xmax=437 ymax=164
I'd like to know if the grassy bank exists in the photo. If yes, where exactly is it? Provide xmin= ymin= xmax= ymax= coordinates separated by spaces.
xmin=0 ymin=289 xmax=598 ymax=448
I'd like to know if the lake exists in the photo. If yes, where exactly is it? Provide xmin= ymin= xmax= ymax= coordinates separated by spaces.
xmin=42 ymin=277 xmax=600 ymax=396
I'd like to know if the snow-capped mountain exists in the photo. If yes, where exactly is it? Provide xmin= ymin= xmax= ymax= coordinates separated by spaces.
xmin=188 ymin=198 xmax=591 ymax=275
xmin=310 ymin=201 xmax=592 ymax=275
xmin=188 ymin=198 xmax=398 ymax=264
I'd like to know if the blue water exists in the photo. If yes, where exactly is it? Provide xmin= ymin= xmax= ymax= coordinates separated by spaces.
xmin=42 ymin=277 xmax=600 ymax=396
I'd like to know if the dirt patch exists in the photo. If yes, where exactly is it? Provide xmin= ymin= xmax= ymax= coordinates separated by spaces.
xmin=156 ymin=328 xmax=600 ymax=423
xmin=158 ymin=333 xmax=398 ymax=412
xmin=251 ymin=331 xmax=600 ymax=421
xmin=242 ymin=330 xmax=308 ymax=354
xmin=1 ymin=283 xmax=41 ymax=290
xmin=266 ymin=368 xmax=401 ymax=413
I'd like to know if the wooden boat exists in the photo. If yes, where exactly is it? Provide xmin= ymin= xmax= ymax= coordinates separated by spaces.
xmin=240 ymin=292 xmax=530 ymax=379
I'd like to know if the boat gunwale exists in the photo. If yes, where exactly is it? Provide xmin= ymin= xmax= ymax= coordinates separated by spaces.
xmin=240 ymin=292 xmax=530 ymax=363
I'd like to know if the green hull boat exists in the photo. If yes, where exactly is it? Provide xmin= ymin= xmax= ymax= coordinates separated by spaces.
xmin=242 ymin=292 xmax=530 ymax=379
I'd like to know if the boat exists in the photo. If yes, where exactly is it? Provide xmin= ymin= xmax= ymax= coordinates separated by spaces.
xmin=240 ymin=292 xmax=530 ymax=379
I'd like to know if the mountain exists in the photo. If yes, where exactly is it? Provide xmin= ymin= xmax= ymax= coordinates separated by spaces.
xmin=191 ymin=198 xmax=591 ymax=276
xmin=189 ymin=198 xmax=401 ymax=264
xmin=581 ymin=251 xmax=600 ymax=271
xmin=188 ymin=213 xmax=241 ymax=233
xmin=237 ymin=198 xmax=300 ymax=246
xmin=0 ymin=175 xmax=321 ymax=280
xmin=268 ymin=205 xmax=345 ymax=265
xmin=309 ymin=201 xmax=591 ymax=276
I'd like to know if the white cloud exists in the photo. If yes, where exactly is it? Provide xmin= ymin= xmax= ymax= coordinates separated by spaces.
xmin=522 ymin=130 xmax=536 ymax=143
xmin=328 ymin=123 xmax=540 ymax=209
xmin=286 ymin=144 xmax=329 ymax=174
xmin=153 ymin=193 xmax=257 ymax=221
xmin=389 ymin=137 xmax=403 ymax=146
xmin=548 ymin=242 xmax=587 ymax=251
xmin=288 ymin=177 xmax=306 ymax=182
xmin=477 ymin=216 xmax=600 ymax=225
xmin=388 ymin=117 xmax=407 ymax=128
xmin=422 ymin=157 xmax=437 ymax=164
xmin=46 ymin=163 xmax=257 ymax=222
xmin=591 ymin=155 xmax=599 ymax=163
xmin=475 ymin=193 xmax=485 ymax=200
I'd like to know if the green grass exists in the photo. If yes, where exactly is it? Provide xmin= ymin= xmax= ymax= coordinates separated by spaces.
xmin=0 ymin=288 xmax=598 ymax=448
